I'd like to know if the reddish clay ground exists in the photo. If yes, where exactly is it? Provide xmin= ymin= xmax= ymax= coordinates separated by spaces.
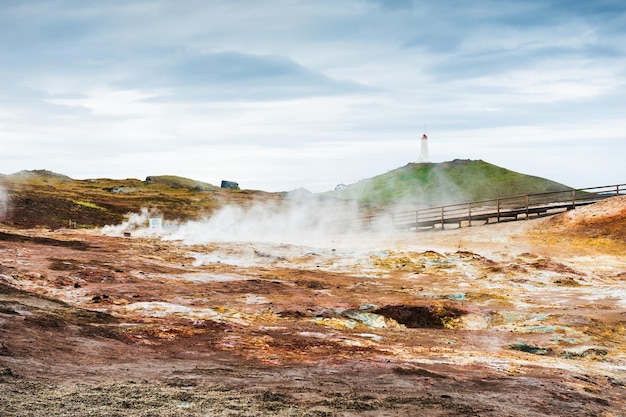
xmin=1 ymin=197 xmax=626 ymax=416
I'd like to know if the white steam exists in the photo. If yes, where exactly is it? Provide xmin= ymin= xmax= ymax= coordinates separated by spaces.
xmin=102 ymin=196 xmax=363 ymax=245
xmin=101 ymin=207 xmax=167 ymax=237
xmin=168 ymin=198 xmax=356 ymax=244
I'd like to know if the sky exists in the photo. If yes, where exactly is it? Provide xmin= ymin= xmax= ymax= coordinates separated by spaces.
xmin=1 ymin=0 xmax=625 ymax=192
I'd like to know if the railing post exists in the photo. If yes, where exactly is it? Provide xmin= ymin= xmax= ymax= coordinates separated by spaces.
xmin=415 ymin=210 xmax=419 ymax=232
xmin=497 ymin=199 xmax=500 ymax=223
xmin=525 ymin=194 xmax=529 ymax=219
xmin=572 ymin=189 xmax=576 ymax=209
xmin=441 ymin=206 xmax=445 ymax=230
xmin=617 ymin=184 xmax=621 ymax=196
xmin=468 ymin=202 xmax=472 ymax=227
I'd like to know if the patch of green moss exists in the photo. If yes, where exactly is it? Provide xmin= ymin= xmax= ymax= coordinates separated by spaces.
xmin=73 ymin=200 xmax=105 ymax=210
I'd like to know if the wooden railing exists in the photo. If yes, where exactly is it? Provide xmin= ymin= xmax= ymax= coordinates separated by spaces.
xmin=351 ymin=184 xmax=625 ymax=232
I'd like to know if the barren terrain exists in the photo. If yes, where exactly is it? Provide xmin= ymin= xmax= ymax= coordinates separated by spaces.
xmin=1 ymin=197 xmax=626 ymax=416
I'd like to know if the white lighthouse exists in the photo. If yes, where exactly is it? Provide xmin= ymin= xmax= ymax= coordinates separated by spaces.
xmin=419 ymin=134 xmax=429 ymax=163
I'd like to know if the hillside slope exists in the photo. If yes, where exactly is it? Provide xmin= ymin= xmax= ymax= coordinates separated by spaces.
xmin=328 ymin=159 xmax=572 ymax=206
xmin=0 ymin=170 xmax=278 ymax=229
xmin=541 ymin=195 xmax=626 ymax=241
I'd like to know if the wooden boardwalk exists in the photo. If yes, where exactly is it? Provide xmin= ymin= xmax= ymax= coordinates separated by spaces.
xmin=354 ymin=184 xmax=626 ymax=232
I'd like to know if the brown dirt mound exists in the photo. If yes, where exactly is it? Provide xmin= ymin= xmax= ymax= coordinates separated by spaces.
xmin=540 ymin=195 xmax=626 ymax=239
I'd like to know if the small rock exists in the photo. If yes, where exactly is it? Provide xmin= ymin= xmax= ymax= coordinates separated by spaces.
xmin=0 ymin=367 xmax=14 ymax=377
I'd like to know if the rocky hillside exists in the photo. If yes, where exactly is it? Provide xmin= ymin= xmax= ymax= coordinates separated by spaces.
xmin=0 ymin=170 xmax=279 ymax=229
xmin=542 ymin=195 xmax=626 ymax=240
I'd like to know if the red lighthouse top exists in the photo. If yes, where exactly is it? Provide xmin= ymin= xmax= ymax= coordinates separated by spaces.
xmin=422 ymin=134 xmax=428 ymax=139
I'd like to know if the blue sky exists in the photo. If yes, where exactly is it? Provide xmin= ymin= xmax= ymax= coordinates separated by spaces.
xmin=1 ymin=0 xmax=625 ymax=191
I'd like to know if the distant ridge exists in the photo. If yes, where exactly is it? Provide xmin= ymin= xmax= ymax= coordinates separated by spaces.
xmin=0 ymin=171 xmax=277 ymax=229
xmin=327 ymin=159 xmax=572 ymax=207
xmin=8 ymin=169 xmax=72 ymax=180
xmin=144 ymin=175 xmax=218 ymax=191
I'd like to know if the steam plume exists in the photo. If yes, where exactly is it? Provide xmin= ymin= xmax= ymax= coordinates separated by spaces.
xmin=103 ymin=195 xmax=362 ymax=245
xmin=170 ymin=200 xmax=352 ymax=244
xmin=101 ymin=208 xmax=164 ymax=236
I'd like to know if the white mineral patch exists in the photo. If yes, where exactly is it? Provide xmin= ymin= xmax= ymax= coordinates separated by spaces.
xmin=460 ymin=313 xmax=490 ymax=330
xmin=242 ymin=295 xmax=269 ymax=304
xmin=297 ymin=332 xmax=331 ymax=339
xmin=191 ymin=253 xmax=256 ymax=267
xmin=356 ymin=333 xmax=384 ymax=341
xmin=579 ymin=288 xmax=626 ymax=307
xmin=123 ymin=302 xmax=193 ymax=316
xmin=181 ymin=273 xmax=249 ymax=282
xmin=121 ymin=302 xmax=247 ymax=324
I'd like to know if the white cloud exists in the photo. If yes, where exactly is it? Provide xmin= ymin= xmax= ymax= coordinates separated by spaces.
xmin=1 ymin=0 xmax=625 ymax=191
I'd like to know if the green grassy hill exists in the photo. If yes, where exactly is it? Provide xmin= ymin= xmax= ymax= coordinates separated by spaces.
xmin=327 ymin=159 xmax=572 ymax=207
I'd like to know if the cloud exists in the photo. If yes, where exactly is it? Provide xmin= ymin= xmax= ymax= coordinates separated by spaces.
xmin=427 ymin=43 xmax=621 ymax=83
xmin=0 ymin=0 xmax=625 ymax=191
xmin=119 ymin=51 xmax=374 ymax=102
